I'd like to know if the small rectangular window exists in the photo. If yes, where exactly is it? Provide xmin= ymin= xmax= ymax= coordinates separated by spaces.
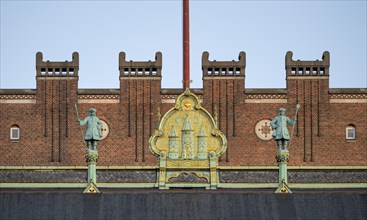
xmin=291 ymin=68 xmax=296 ymax=75
xmin=235 ymin=68 xmax=241 ymax=75
xmin=10 ymin=127 xmax=20 ymax=140
xmin=145 ymin=68 xmax=150 ymax=75
xmin=69 ymin=68 xmax=74 ymax=75
xmin=138 ymin=68 xmax=143 ymax=75
xmin=41 ymin=68 xmax=46 ymax=75
xmin=306 ymin=68 xmax=310 ymax=75
xmin=152 ymin=68 xmax=157 ymax=75
xmin=62 ymin=68 xmax=67 ymax=76
xmin=346 ymin=127 xmax=356 ymax=140
xmin=320 ymin=68 xmax=325 ymax=75
xmin=48 ymin=68 xmax=53 ymax=76
xmin=221 ymin=69 xmax=226 ymax=76
xmin=214 ymin=68 xmax=219 ymax=75
xmin=207 ymin=68 xmax=213 ymax=75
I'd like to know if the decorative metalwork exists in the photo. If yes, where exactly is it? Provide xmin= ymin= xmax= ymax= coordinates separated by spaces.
xmin=275 ymin=150 xmax=290 ymax=163
xmin=99 ymin=120 xmax=110 ymax=140
xmin=149 ymin=89 xmax=227 ymax=189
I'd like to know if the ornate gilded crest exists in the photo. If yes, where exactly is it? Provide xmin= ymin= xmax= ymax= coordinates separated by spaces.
xmin=149 ymin=89 xmax=227 ymax=189
xmin=149 ymin=88 xmax=227 ymax=160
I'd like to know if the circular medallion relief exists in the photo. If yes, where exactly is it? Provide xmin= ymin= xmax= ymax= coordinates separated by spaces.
xmin=255 ymin=119 xmax=274 ymax=141
xmin=100 ymin=120 xmax=110 ymax=140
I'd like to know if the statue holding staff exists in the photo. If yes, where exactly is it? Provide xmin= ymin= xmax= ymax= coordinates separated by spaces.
xmin=78 ymin=108 xmax=103 ymax=151
xmin=271 ymin=107 xmax=298 ymax=151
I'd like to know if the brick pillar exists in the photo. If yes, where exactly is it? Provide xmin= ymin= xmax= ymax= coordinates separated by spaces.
xmin=36 ymin=52 xmax=79 ymax=163
xmin=286 ymin=51 xmax=330 ymax=163
xmin=202 ymin=51 xmax=246 ymax=163
xmin=119 ymin=52 xmax=162 ymax=164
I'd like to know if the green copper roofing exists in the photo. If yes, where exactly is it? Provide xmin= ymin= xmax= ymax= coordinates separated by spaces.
xmin=197 ymin=125 xmax=207 ymax=137
xmin=181 ymin=116 xmax=193 ymax=131
xmin=168 ymin=126 xmax=178 ymax=137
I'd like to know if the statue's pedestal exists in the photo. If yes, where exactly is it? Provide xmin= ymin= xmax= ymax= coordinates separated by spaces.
xmin=83 ymin=149 xmax=100 ymax=193
xmin=274 ymin=149 xmax=292 ymax=193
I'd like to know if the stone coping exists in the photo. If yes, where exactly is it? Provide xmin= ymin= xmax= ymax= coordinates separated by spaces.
xmin=244 ymin=88 xmax=287 ymax=94
xmin=329 ymin=88 xmax=367 ymax=94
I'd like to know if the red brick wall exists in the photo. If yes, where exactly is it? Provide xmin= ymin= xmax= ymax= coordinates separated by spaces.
xmin=1 ymin=76 xmax=366 ymax=166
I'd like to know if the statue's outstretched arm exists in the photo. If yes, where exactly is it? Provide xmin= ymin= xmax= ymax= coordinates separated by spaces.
xmin=79 ymin=117 xmax=88 ymax=126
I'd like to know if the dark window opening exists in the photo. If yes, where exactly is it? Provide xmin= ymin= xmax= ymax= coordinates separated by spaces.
xmin=214 ymin=68 xmax=219 ymax=76
xmin=235 ymin=68 xmax=240 ymax=75
xmin=124 ymin=68 xmax=129 ymax=75
xmin=291 ymin=68 xmax=296 ymax=75
xmin=306 ymin=68 xmax=310 ymax=75
xmin=320 ymin=68 xmax=325 ymax=75
xmin=145 ymin=68 xmax=150 ymax=75
xmin=48 ymin=68 xmax=53 ymax=76
xmin=62 ymin=68 xmax=67 ymax=76
xmin=41 ymin=68 xmax=46 ymax=75
xmin=207 ymin=68 xmax=213 ymax=75
xmin=152 ymin=68 xmax=157 ymax=75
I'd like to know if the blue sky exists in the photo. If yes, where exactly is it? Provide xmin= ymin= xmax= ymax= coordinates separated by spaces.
xmin=1 ymin=0 xmax=366 ymax=89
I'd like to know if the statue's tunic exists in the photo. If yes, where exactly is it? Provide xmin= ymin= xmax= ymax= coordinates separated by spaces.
xmin=80 ymin=116 xmax=103 ymax=140
xmin=271 ymin=116 xmax=294 ymax=140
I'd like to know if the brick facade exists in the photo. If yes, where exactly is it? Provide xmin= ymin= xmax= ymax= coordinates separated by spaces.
xmin=1 ymin=51 xmax=366 ymax=167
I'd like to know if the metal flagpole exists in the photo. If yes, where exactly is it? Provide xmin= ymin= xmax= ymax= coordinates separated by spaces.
xmin=288 ymin=102 xmax=300 ymax=150
xmin=183 ymin=0 xmax=190 ymax=90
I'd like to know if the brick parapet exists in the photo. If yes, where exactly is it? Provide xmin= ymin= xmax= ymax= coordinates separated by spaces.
xmin=119 ymin=52 xmax=162 ymax=77
xmin=0 ymin=51 xmax=366 ymax=168
xmin=36 ymin=52 xmax=79 ymax=77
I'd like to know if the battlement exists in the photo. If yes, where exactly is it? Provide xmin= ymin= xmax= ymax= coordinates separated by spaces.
xmin=119 ymin=52 xmax=162 ymax=77
xmin=36 ymin=52 xmax=79 ymax=77
xmin=202 ymin=51 xmax=246 ymax=77
xmin=286 ymin=51 xmax=330 ymax=77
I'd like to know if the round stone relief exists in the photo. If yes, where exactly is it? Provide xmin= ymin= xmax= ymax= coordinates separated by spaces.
xmin=255 ymin=119 xmax=274 ymax=141
xmin=100 ymin=120 xmax=110 ymax=140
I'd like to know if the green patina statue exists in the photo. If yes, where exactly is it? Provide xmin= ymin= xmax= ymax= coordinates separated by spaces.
xmin=79 ymin=108 xmax=103 ymax=151
xmin=271 ymin=108 xmax=296 ymax=151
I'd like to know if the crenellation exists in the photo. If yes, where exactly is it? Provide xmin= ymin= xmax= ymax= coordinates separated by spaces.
xmin=119 ymin=51 xmax=162 ymax=77
xmin=202 ymin=51 xmax=246 ymax=77
xmin=36 ymin=52 xmax=79 ymax=77
xmin=286 ymin=51 xmax=330 ymax=77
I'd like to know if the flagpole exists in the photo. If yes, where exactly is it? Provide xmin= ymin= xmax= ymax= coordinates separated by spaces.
xmin=183 ymin=0 xmax=190 ymax=90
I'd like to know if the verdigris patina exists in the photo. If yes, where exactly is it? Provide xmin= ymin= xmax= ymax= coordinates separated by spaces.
xmin=79 ymin=108 xmax=103 ymax=151
xmin=272 ymin=104 xmax=300 ymax=194
xmin=270 ymin=108 xmax=296 ymax=151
